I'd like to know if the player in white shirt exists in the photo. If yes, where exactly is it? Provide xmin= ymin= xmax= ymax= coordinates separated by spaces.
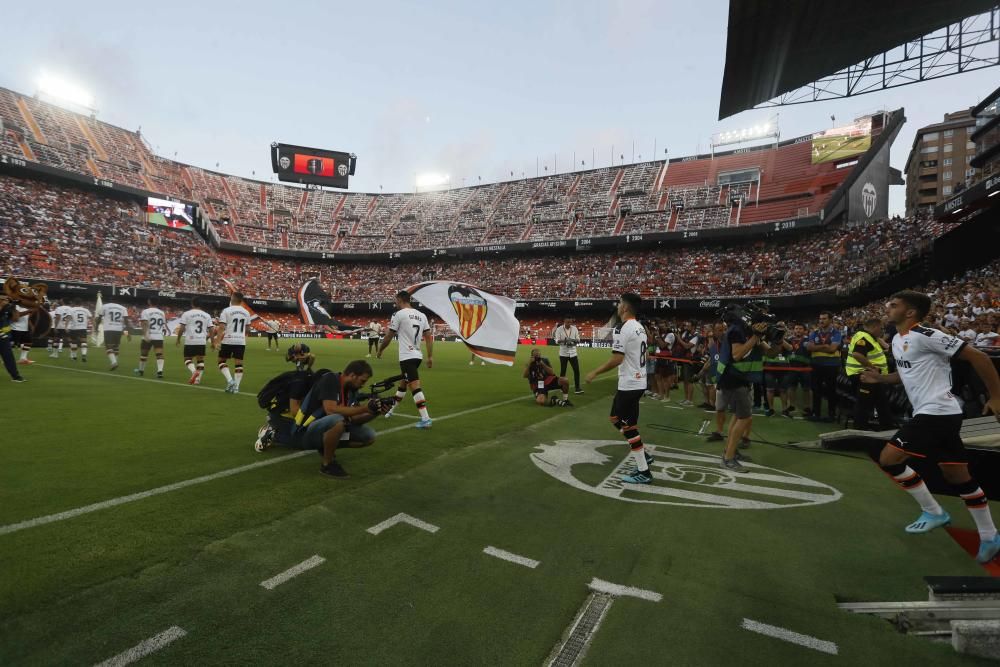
xmin=862 ymin=290 xmax=1000 ymax=564
xmin=585 ymin=293 xmax=653 ymax=483
xmin=213 ymin=292 xmax=251 ymax=393
xmin=10 ymin=300 xmax=34 ymax=365
xmin=176 ymin=298 xmax=215 ymax=385
xmin=50 ymin=301 xmax=73 ymax=357
xmin=136 ymin=298 xmax=168 ymax=378
xmin=96 ymin=301 xmax=130 ymax=371
xmin=554 ymin=316 xmax=583 ymax=394
xmin=377 ymin=290 xmax=434 ymax=428
xmin=264 ymin=319 xmax=280 ymax=351
xmin=366 ymin=321 xmax=384 ymax=358
xmin=67 ymin=299 xmax=92 ymax=362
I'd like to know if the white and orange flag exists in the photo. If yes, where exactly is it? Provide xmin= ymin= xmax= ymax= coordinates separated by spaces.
xmin=406 ymin=281 xmax=519 ymax=365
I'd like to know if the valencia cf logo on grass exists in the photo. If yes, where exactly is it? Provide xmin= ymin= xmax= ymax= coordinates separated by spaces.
xmin=531 ymin=440 xmax=842 ymax=510
xmin=448 ymin=285 xmax=488 ymax=339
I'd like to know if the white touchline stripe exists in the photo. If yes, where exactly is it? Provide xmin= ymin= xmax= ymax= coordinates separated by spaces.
xmin=0 ymin=395 xmax=527 ymax=537
xmin=366 ymin=512 xmax=439 ymax=535
xmin=741 ymin=618 xmax=838 ymax=655
xmin=588 ymin=577 xmax=662 ymax=602
xmin=33 ymin=362 xmax=257 ymax=396
xmin=483 ymin=546 xmax=540 ymax=569
xmin=260 ymin=555 xmax=326 ymax=590
xmin=93 ymin=626 xmax=187 ymax=667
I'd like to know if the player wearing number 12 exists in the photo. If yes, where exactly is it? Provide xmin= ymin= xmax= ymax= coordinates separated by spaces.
xmin=585 ymin=293 xmax=652 ymax=484
xmin=215 ymin=292 xmax=252 ymax=394
xmin=96 ymin=301 xmax=130 ymax=371
xmin=378 ymin=290 xmax=433 ymax=429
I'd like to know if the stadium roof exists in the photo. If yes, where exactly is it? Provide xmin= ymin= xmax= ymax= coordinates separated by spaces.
xmin=718 ymin=0 xmax=999 ymax=119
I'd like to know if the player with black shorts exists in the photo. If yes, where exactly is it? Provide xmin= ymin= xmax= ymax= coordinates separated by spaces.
xmin=136 ymin=299 xmax=168 ymax=378
xmin=366 ymin=321 xmax=383 ymax=358
xmin=176 ymin=298 xmax=214 ymax=385
xmin=524 ymin=348 xmax=572 ymax=406
xmin=215 ymin=293 xmax=251 ymax=393
xmin=862 ymin=290 xmax=1000 ymax=564
xmin=377 ymin=291 xmax=433 ymax=429
xmin=586 ymin=293 xmax=651 ymax=484
xmin=97 ymin=300 xmax=130 ymax=371
xmin=265 ymin=320 xmax=280 ymax=351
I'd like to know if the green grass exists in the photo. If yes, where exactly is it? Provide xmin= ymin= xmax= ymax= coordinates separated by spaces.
xmin=0 ymin=338 xmax=993 ymax=665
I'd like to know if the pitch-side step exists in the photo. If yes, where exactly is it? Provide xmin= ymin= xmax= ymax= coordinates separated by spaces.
xmin=926 ymin=576 xmax=1000 ymax=602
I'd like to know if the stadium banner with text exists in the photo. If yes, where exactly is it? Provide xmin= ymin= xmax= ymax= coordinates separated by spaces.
xmin=406 ymin=281 xmax=519 ymax=365
xmin=811 ymin=118 xmax=872 ymax=164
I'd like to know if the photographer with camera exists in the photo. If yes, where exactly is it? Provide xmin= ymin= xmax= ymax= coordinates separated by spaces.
xmin=717 ymin=304 xmax=773 ymax=472
xmin=293 ymin=359 xmax=390 ymax=478
xmin=524 ymin=348 xmax=573 ymax=406
xmin=285 ymin=343 xmax=315 ymax=371
xmin=806 ymin=311 xmax=842 ymax=422
xmin=554 ymin=316 xmax=584 ymax=394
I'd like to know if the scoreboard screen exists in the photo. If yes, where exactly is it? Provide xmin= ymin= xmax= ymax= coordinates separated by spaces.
xmin=271 ymin=143 xmax=355 ymax=189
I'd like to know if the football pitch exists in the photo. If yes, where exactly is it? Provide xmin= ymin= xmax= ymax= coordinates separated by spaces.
xmin=0 ymin=338 xmax=993 ymax=665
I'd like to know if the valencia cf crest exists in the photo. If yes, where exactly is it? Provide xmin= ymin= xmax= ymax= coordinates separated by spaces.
xmin=903 ymin=341 xmax=909 ymax=352
xmin=448 ymin=285 xmax=488 ymax=339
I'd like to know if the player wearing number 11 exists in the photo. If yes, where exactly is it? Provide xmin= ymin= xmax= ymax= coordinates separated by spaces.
xmin=585 ymin=293 xmax=652 ymax=484
xmin=377 ymin=290 xmax=433 ymax=429
xmin=214 ymin=292 xmax=252 ymax=394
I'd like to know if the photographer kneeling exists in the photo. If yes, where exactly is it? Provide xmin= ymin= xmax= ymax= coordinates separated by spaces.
xmin=717 ymin=305 xmax=774 ymax=473
xmin=296 ymin=359 xmax=390 ymax=478
xmin=524 ymin=348 xmax=573 ymax=407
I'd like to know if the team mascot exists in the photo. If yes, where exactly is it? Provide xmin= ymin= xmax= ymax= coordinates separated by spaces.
xmin=1 ymin=278 xmax=49 ymax=380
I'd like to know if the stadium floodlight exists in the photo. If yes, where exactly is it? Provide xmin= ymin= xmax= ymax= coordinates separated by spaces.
xmin=711 ymin=117 xmax=780 ymax=154
xmin=37 ymin=72 xmax=95 ymax=111
xmin=415 ymin=172 xmax=450 ymax=190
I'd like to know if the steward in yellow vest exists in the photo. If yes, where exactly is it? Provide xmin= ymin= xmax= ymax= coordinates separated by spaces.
xmin=846 ymin=318 xmax=893 ymax=430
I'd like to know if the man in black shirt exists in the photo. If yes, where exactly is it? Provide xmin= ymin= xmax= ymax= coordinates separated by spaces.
xmin=524 ymin=348 xmax=572 ymax=406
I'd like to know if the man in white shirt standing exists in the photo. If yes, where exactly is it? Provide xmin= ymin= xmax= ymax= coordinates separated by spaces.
xmin=585 ymin=293 xmax=652 ymax=484
xmin=10 ymin=299 xmax=34 ymax=366
xmin=96 ymin=300 xmax=130 ymax=371
xmin=377 ymin=290 xmax=434 ymax=429
xmin=176 ymin=298 xmax=215 ymax=385
xmin=862 ymin=290 xmax=1000 ymax=564
xmin=67 ymin=299 xmax=92 ymax=362
xmin=136 ymin=298 xmax=168 ymax=378
xmin=554 ymin=316 xmax=583 ymax=395
xmin=214 ymin=292 xmax=251 ymax=393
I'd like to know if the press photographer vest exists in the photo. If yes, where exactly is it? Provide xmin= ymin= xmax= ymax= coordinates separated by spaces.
xmin=844 ymin=331 xmax=888 ymax=377
xmin=716 ymin=325 xmax=764 ymax=386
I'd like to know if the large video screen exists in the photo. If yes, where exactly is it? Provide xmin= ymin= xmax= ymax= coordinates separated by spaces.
xmin=811 ymin=118 xmax=872 ymax=164
xmin=271 ymin=143 xmax=353 ymax=188
xmin=146 ymin=197 xmax=194 ymax=231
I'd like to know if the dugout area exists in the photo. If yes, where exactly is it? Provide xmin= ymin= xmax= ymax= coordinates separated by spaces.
xmin=0 ymin=340 xmax=994 ymax=665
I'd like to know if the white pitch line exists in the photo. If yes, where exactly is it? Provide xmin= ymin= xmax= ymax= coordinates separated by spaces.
xmin=94 ymin=626 xmax=187 ymax=667
xmin=260 ymin=555 xmax=326 ymax=590
xmin=741 ymin=618 xmax=839 ymax=655
xmin=483 ymin=546 xmax=540 ymax=569
xmin=366 ymin=512 xmax=439 ymax=535
xmin=32 ymin=362 xmax=257 ymax=396
xmin=588 ymin=577 xmax=662 ymax=603
xmin=0 ymin=395 xmax=527 ymax=537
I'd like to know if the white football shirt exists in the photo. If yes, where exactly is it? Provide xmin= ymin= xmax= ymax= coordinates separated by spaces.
xmin=612 ymin=319 xmax=648 ymax=391
xmin=140 ymin=307 xmax=168 ymax=341
xmin=892 ymin=325 xmax=964 ymax=416
xmin=10 ymin=305 xmax=30 ymax=332
xmin=53 ymin=305 xmax=72 ymax=329
xmin=554 ymin=325 xmax=580 ymax=358
xmin=389 ymin=308 xmax=429 ymax=361
xmin=100 ymin=303 xmax=129 ymax=332
xmin=218 ymin=305 xmax=251 ymax=345
xmin=69 ymin=307 xmax=92 ymax=331
xmin=179 ymin=309 xmax=214 ymax=345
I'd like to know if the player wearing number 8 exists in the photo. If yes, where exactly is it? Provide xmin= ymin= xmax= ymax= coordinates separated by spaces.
xmin=585 ymin=293 xmax=652 ymax=484
xmin=377 ymin=290 xmax=433 ymax=428
xmin=215 ymin=292 xmax=252 ymax=394
xmin=96 ymin=300 xmax=130 ymax=371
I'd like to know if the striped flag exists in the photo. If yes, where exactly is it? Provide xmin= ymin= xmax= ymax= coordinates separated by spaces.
xmin=407 ymin=281 xmax=519 ymax=365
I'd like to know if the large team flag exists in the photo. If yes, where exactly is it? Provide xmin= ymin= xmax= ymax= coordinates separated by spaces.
xmin=296 ymin=279 xmax=364 ymax=331
xmin=222 ymin=278 xmax=279 ymax=333
xmin=407 ymin=281 xmax=519 ymax=365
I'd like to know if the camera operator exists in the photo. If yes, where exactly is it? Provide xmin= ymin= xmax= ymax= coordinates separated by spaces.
xmin=717 ymin=306 xmax=773 ymax=472
xmin=554 ymin=316 xmax=583 ymax=394
xmin=844 ymin=317 xmax=893 ymax=431
xmin=294 ymin=359 xmax=388 ymax=478
xmin=806 ymin=311 xmax=842 ymax=422
xmin=524 ymin=348 xmax=573 ymax=406
xmin=285 ymin=343 xmax=315 ymax=371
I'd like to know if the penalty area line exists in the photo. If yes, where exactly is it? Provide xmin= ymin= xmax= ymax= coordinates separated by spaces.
xmin=0 ymin=395 xmax=528 ymax=537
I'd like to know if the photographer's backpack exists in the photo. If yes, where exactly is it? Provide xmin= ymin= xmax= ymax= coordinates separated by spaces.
xmin=257 ymin=369 xmax=328 ymax=415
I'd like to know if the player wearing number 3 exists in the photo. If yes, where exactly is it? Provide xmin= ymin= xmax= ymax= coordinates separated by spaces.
xmin=214 ymin=292 xmax=252 ymax=394
xmin=377 ymin=290 xmax=433 ymax=429
xmin=176 ymin=298 xmax=215 ymax=385
xmin=585 ymin=293 xmax=652 ymax=484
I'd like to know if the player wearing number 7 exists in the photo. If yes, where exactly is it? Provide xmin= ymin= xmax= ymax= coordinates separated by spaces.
xmin=377 ymin=290 xmax=433 ymax=429
xmin=585 ymin=293 xmax=653 ymax=484
xmin=214 ymin=292 xmax=252 ymax=394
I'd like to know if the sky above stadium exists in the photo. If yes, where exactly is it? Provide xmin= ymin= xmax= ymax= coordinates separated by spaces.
xmin=2 ymin=0 xmax=996 ymax=215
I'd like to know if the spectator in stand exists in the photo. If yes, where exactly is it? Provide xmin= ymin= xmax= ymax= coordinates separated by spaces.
xmin=806 ymin=311 xmax=842 ymax=422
